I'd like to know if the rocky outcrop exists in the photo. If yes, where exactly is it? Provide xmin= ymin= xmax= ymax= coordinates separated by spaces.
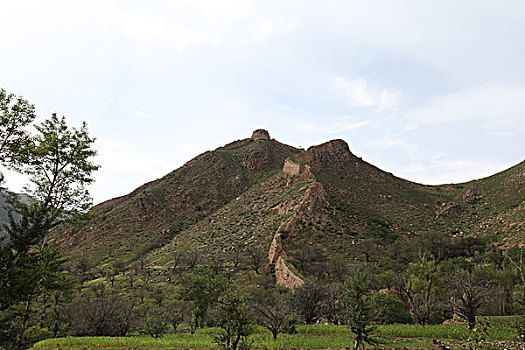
xmin=463 ymin=187 xmax=483 ymax=204
xmin=436 ymin=202 xmax=461 ymax=219
xmin=291 ymin=139 xmax=353 ymax=169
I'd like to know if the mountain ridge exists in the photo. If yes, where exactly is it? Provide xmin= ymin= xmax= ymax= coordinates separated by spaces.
xmin=53 ymin=130 xmax=524 ymax=289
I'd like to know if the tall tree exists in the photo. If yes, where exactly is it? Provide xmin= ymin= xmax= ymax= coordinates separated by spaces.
xmin=341 ymin=270 xmax=381 ymax=350
xmin=252 ymin=288 xmax=296 ymax=340
xmin=448 ymin=268 xmax=493 ymax=330
xmin=212 ymin=290 xmax=254 ymax=350
xmin=0 ymin=91 xmax=99 ymax=349
xmin=178 ymin=268 xmax=228 ymax=331
xmin=21 ymin=113 xmax=99 ymax=217
xmin=293 ymin=277 xmax=326 ymax=324
xmin=1 ymin=113 xmax=99 ymax=289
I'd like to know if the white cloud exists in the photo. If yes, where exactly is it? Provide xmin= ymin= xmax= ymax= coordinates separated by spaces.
xmin=102 ymin=1 xmax=292 ymax=52
xmin=250 ymin=17 xmax=295 ymax=41
xmin=50 ymin=77 xmax=76 ymax=91
xmin=177 ymin=0 xmax=256 ymax=22
xmin=134 ymin=110 xmax=163 ymax=120
xmin=174 ymin=143 xmax=205 ymax=156
xmin=366 ymin=135 xmax=426 ymax=160
xmin=330 ymin=77 xmax=400 ymax=112
xmin=96 ymin=138 xmax=173 ymax=176
xmin=406 ymin=84 xmax=525 ymax=132
xmin=368 ymin=135 xmax=408 ymax=149
xmin=300 ymin=117 xmax=370 ymax=133
xmin=223 ymin=101 xmax=243 ymax=111
xmin=107 ymin=7 xmax=221 ymax=52
xmin=400 ymin=159 xmax=518 ymax=185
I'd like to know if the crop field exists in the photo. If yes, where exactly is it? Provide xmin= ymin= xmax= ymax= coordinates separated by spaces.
xmin=33 ymin=317 xmax=524 ymax=350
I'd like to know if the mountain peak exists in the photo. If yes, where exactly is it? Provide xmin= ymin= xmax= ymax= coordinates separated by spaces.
xmin=291 ymin=139 xmax=353 ymax=167
xmin=251 ymin=129 xmax=271 ymax=140
xmin=311 ymin=139 xmax=351 ymax=154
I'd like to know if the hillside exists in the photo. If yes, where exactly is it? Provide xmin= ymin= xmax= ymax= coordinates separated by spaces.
xmin=0 ymin=190 xmax=29 ymax=237
xmin=53 ymin=130 xmax=524 ymax=288
xmin=54 ymin=130 xmax=301 ymax=263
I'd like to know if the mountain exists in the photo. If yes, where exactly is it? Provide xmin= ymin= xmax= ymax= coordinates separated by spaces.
xmin=0 ymin=191 xmax=11 ymax=225
xmin=0 ymin=189 xmax=29 ymax=244
xmin=53 ymin=130 xmax=524 ymax=288
xmin=55 ymin=130 xmax=301 ymax=263
xmin=0 ymin=190 xmax=28 ymax=223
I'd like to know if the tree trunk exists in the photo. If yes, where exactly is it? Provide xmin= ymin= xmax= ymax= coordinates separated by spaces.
xmin=354 ymin=336 xmax=361 ymax=350
xmin=18 ymin=299 xmax=32 ymax=349
xmin=467 ymin=313 xmax=476 ymax=331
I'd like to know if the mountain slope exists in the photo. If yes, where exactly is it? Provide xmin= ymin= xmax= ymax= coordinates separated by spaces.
xmin=54 ymin=130 xmax=524 ymax=288
xmin=55 ymin=130 xmax=301 ymax=263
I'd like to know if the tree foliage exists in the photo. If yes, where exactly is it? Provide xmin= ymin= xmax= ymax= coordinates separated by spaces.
xmin=448 ymin=268 xmax=493 ymax=330
xmin=293 ymin=277 xmax=325 ymax=324
xmin=0 ymin=89 xmax=99 ymax=349
xmin=341 ymin=271 xmax=381 ymax=350
xmin=252 ymin=288 xmax=297 ymax=340
xmin=178 ymin=268 xmax=228 ymax=330
xmin=0 ymin=88 xmax=35 ymax=171
xmin=212 ymin=291 xmax=254 ymax=350
xmin=20 ymin=113 xmax=99 ymax=218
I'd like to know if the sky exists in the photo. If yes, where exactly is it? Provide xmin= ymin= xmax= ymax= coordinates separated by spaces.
xmin=1 ymin=0 xmax=524 ymax=205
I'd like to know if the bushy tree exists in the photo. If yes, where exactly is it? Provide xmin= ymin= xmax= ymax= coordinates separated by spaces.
xmin=0 ymin=88 xmax=35 ymax=172
xmin=139 ymin=306 xmax=169 ymax=338
xmin=165 ymin=300 xmax=186 ymax=333
xmin=71 ymin=295 xmax=134 ymax=336
xmin=448 ymin=268 xmax=493 ymax=330
xmin=252 ymin=287 xmax=297 ymax=340
xmin=341 ymin=271 xmax=381 ymax=350
xmin=247 ymin=246 xmax=266 ymax=275
xmin=178 ymin=268 xmax=228 ymax=331
xmin=212 ymin=291 xmax=254 ymax=350
xmin=321 ymin=281 xmax=345 ymax=325
xmin=1 ymin=113 xmax=98 ymax=290
xmin=372 ymin=293 xmax=411 ymax=324
xmin=293 ymin=277 xmax=325 ymax=324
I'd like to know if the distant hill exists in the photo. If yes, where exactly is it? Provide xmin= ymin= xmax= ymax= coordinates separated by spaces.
xmin=0 ymin=191 xmax=11 ymax=224
xmin=0 ymin=190 xmax=29 ymax=238
xmin=53 ymin=129 xmax=524 ymax=289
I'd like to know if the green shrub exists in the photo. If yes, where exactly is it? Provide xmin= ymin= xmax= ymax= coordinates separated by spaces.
xmin=139 ymin=308 xmax=170 ymax=338
xmin=373 ymin=293 xmax=411 ymax=324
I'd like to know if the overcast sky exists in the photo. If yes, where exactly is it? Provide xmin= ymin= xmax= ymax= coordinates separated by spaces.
xmin=1 ymin=1 xmax=524 ymax=205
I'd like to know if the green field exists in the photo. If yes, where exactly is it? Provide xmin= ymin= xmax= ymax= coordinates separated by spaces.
xmin=33 ymin=318 xmax=524 ymax=350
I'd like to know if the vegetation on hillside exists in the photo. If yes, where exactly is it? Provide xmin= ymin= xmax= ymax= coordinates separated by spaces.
xmin=1 ymin=88 xmax=524 ymax=349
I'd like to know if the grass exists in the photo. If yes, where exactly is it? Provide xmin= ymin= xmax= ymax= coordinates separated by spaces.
xmin=33 ymin=319 xmax=523 ymax=349
xmin=32 ymin=333 xmax=430 ymax=350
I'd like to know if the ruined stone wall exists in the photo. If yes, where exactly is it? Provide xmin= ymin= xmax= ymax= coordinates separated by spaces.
xmin=282 ymin=160 xmax=305 ymax=175
xmin=267 ymin=172 xmax=329 ymax=290
xmin=251 ymin=129 xmax=271 ymax=140
xmin=275 ymin=256 xmax=304 ymax=291
xmin=282 ymin=159 xmax=315 ymax=181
